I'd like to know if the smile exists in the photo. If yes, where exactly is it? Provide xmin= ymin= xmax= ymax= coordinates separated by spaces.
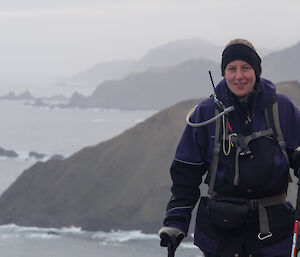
xmin=235 ymin=83 xmax=247 ymax=87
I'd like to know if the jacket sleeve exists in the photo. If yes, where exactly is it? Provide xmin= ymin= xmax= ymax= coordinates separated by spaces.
xmin=277 ymin=94 xmax=300 ymax=170
xmin=163 ymin=103 xmax=212 ymax=234
xmin=163 ymin=159 xmax=208 ymax=234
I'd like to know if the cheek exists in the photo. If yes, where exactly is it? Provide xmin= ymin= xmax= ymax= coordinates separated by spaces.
xmin=248 ymin=71 xmax=256 ymax=83
xmin=224 ymin=73 xmax=234 ymax=83
xmin=248 ymin=75 xmax=256 ymax=89
xmin=250 ymin=83 xmax=255 ymax=92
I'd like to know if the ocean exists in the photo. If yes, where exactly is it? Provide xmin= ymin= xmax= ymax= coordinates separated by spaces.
xmin=0 ymin=100 xmax=202 ymax=257
xmin=0 ymin=224 xmax=202 ymax=257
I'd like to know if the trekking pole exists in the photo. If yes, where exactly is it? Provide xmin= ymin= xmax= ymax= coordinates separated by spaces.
xmin=167 ymin=242 xmax=175 ymax=257
xmin=291 ymin=169 xmax=300 ymax=257
xmin=162 ymin=233 xmax=184 ymax=257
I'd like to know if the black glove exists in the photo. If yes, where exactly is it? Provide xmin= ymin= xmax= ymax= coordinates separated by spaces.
xmin=158 ymin=227 xmax=185 ymax=257
xmin=292 ymin=146 xmax=300 ymax=177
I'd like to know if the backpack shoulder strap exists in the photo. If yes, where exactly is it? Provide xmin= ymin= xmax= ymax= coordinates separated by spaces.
xmin=264 ymin=95 xmax=291 ymax=171
xmin=208 ymin=108 xmax=222 ymax=196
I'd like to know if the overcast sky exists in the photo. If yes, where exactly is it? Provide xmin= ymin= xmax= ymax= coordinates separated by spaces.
xmin=1 ymin=0 xmax=300 ymax=94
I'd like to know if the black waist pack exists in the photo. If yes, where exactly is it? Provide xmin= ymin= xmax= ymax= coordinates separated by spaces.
xmin=208 ymin=196 xmax=250 ymax=228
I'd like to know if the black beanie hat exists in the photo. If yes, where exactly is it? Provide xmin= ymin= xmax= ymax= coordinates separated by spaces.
xmin=221 ymin=43 xmax=262 ymax=82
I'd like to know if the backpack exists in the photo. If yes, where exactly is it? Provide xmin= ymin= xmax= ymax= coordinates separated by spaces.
xmin=207 ymin=95 xmax=290 ymax=240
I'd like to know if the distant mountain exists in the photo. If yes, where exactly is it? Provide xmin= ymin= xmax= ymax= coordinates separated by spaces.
xmin=137 ymin=38 xmax=222 ymax=67
xmin=276 ymin=80 xmax=300 ymax=107
xmin=69 ymin=60 xmax=137 ymax=88
xmin=64 ymin=58 xmax=221 ymax=110
xmin=62 ymin=41 xmax=300 ymax=111
xmin=0 ymin=90 xmax=68 ymax=103
xmin=262 ymin=42 xmax=300 ymax=82
xmin=61 ymin=39 xmax=300 ymax=94
xmin=0 ymin=91 xmax=34 ymax=100
xmin=0 ymin=80 xmax=299 ymax=233
xmin=66 ymin=38 xmax=279 ymax=89
xmin=66 ymin=38 xmax=222 ymax=87
xmin=0 ymin=147 xmax=18 ymax=158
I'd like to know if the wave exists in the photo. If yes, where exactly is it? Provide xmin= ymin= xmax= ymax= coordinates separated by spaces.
xmin=0 ymin=224 xmax=157 ymax=243
xmin=92 ymin=229 xmax=158 ymax=242
xmin=0 ymin=150 xmax=65 ymax=162
xmin=0 ymin=151 xmax=46 ymax=162
xmin=0 ymin=224 xmax=197 ymax=250
xmin=0 ymin=224 xmax=60 ymax=239
xmin=15 ymin=151 xmax=50 ymax=162
xmin=0 ymin=224 xmax=82 ymax=234
xmin=134 ymin=119 xmax=145 ymax=123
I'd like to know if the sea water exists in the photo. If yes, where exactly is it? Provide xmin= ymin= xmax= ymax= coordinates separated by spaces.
xmin=0 ymin=224 xmax=201 ymax=257
xmin=0 ymin=100 xmax=201 ymax=257
xmin=0 ymin=100 xmax=155 ymax=194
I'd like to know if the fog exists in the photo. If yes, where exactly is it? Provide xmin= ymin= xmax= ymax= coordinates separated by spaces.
xmin=0 ymin=0 xmax=300 ymax=95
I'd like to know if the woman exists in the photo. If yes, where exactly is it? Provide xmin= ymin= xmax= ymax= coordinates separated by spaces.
xmin=159 ymin=39 xmax=300 ymax=257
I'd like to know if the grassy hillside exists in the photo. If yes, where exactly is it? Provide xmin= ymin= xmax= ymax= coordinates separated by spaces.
xmin=0 ymin=99 xmax=201 ymax=232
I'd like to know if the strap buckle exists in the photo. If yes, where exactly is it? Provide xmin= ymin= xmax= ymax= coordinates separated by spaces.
xmin=258 ymin=232 xmax=272 ymax=240
xmin=252 ymin=131 xmax=263 ymax=138
xmin=249 ymin=199 xmax=258 ymax=210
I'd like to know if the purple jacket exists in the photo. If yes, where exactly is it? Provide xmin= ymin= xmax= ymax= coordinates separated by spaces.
xmin=163 ymin=78 xmax=300 ymax=256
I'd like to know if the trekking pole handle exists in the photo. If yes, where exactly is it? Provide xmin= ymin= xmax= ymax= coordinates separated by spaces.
xmin=291 ymin=172 xmax=300 ymax=257
xmin=296 ymin=171 xmax=300 ymax=220
xmin=291 ymin=220 xmax=299 ymax=257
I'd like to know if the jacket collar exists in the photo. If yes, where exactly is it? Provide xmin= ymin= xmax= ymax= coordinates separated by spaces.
xmin=214 ymin=78 xmax=277 ymax=112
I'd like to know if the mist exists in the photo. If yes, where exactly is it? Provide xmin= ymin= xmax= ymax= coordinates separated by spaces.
xmin=0 ymin=0 xmax=300 ymax=95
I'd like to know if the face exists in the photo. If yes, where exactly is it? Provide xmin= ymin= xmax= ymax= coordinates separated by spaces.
xmin=224 ymin=60 xmax=256 ymax=98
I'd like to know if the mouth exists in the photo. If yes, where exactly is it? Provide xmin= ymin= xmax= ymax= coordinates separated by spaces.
xmin=234 ymin=83 xmax=247 ymax=87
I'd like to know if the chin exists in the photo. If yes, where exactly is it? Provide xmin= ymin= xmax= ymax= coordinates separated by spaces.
xmin=234 ymin=91 xmax=249 ymax=98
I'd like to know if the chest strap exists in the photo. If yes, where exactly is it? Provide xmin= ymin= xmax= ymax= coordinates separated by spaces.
xmin=208 ymin=96 xmax=290 ymax=194
xmin=208 ymin=127 xmax=274 ymax=195
xmin=230 ymin=128 xmax=274 ymax=185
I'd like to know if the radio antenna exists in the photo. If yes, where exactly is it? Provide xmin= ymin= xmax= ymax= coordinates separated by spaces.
xmin=208 ymin=70 xmax=216 ymax=94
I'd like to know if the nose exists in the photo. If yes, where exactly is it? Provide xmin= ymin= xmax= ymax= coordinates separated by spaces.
xmin=235 ymin=68 xmax=244 ymax=80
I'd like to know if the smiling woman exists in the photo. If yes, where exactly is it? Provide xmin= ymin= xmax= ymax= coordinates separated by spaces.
xmin=159 ymin=38 xmax=300 ymax=257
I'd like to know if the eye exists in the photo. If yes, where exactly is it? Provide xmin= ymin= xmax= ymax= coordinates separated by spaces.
xmin=227 ymin=67 xmax=236 ymax=72
xmin=242 ymin=66 xmax=252 ymax=71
